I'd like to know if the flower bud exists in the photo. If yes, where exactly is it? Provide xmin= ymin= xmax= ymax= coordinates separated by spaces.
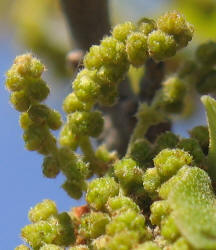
xmin=153 ymin=149 xmax=192 ymax=179
xmin=68 ymin=111 xmax=104 ymax=137
xmin=112 ymin=21 xmax=136 ymax=42
xmin=150 ymin=200 xmax=170 ymax=226
xmin=10 ymin=90 xmax=31 ymax=112
xmin=114 ymin=158 xmax=143 ymax=192
xmin=138 ymin=18 xmax=156 ymax=35
xmin=126 ymin=32 xmax=148 ymax=67
xmin=189 ymin=126 xmax=209 ymax=153
xmin=86 ymin=177 xmax=119 ymax=210
xmin=157 ymin=11 xmax=194 ymax=48
xmin=143 ymin=168 xmax=161 ymax=196
xmin=130 ymin=139 xmax=153 ymax=167
xmin=106 ymin=196 xmax=140 ymax=216
xmin=28 ymin=200 xmax=58 ymax=223
xmin=27 ymin=78 xmax=50 ymax=102
xmin=154 ymin=131 xmax=179 ymax=154
xmin=59 ymin=124 xmax=79 ymax=150
xmin=196 ymin=41 xmax=216 ymax=66
xmin=177 ymin=138 xmax=205 ymax=165
xmin=63 ymin=92 xmax=92 ymax=114
xmin=19 ymin=112 xmax=33 ymax=130
xmin=42 ymin=156 xmax=60 ymax=178
xmin=148 ymin=30 xmax=176 ymax=61
xmin=73 ymin=69 xmax=101 ymax=103
xmin=135 ymin=241 xmax=161 ymax=250
xmin=79 ymin=212 xmax=110 ymax=239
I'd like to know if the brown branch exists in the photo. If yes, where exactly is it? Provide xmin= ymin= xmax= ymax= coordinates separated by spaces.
xmin=60 ymin=0 xmax=111 ymax=50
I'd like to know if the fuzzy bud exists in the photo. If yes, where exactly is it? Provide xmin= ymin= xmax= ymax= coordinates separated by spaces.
xmin=112 ymin=21 xmax=136 ymax=42
xmin=28 ymin=200 xmax=58 ymax=223
xmin=86 ymin=177 xmax=119 ymax=210
xmin=126 ymin=32 xmax=148 ymax=67
xmin=153 ymin=149 xmax=193 ymax=179
xmin=147 ymin=30 xmax=176 ymax=61
xmin=68 ymin=111 xmax=104 ymax=137
xmin=79 ymin=212 xmax=110 ymax=239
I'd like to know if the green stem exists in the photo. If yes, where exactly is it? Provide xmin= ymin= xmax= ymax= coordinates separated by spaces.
xmin=126 ymin=102 xmax=164 ymax=155
xmin=79 ymin=136 xmax=107 ymax=175
xmin=201 ymin=95 xmax=216 ymax=181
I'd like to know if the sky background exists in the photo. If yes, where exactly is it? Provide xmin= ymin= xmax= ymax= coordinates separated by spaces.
xmin=0 ymin=0 xmax=207 ymax=249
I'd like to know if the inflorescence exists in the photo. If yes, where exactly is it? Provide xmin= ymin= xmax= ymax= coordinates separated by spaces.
xmin=6 ymin=10 xmax=216 ymax=250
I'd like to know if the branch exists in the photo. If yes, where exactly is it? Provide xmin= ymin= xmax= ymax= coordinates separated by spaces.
xmin=60 ymin=0 xmax=110 ymax=50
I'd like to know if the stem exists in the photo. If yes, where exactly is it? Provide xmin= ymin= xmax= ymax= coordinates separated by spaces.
xmin=201 ymin=95 xmax=216 ymax=181
xmin=79 ymin=136 xmax=108 ymax=175
xmin=60 ymin=0 xmax=110 ymax=50
xmin=126 ymin=103 xmax=164 ymax=155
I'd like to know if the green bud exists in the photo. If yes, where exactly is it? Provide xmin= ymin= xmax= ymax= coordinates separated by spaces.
xmin=130 ymin=139 xmax=153 ymax=167
xmin=84 ymin=45 xmax=103 ymax=70
xmin=154 ymin=149 xmax=193 ymax=179
xmin=150 ymin=200 xmax=170 ymax=226
xmin=112 ymin=21 xmax=136 ymax=42
xmin=40 ymin=245 xmax=64 ymax=250
xmin=68 ymin=246 xmax=89 ymax=250
xmin=23 ymin=125 xmax=49 ymax=151
xmin=98 ymin=83 xmax=118 ymax=106
xmin=28 ymin=199 xmax=58 ymax=223
xmin=196 ymin=70 xmax=216 ymax=94
xmin=28 ymin=104 xmax=50 ymax=125
xmin=42 ymin=156 xmax=60 ymax=178
xmin=177 ymin=138 xmax=205 ymax=165
xmin=97 ymin=63 xmax=128 ymax=84
xmin=178 ymin=60 xmax=197 ymax=78
xmin=143 ymin=168 xmax=161 ymax=197
xmin=10 ymin=90 xmax=31 ymax=112
xmin=59 ymin=124 xmax=79 ymax=150
xmin=86 ymin=177 xmax=119 ymax=210
xmin=196 ymin=41 xmax=216 ymax=66
xmin=106 ymin=196 xmax=140 ymax=216
xmin=162 ymin=77 xmax=186 ymax=105
xmin=95 ymin=145 xmax=117 ymax=164
xmin=105 ymin=231 xmax=139 ymax=250
xmin=147 ymin=30 xmax=176 ymax=61
xmin=135 ymin=241 xmax=161 ymax=250
xmin=171 ymin=237 xmax=192 ymax=250
xmin=126 ymin=32 xmax=148 ymax=67
xmin=27 ymin=78 xmax=50 ymax=102
xmin=19 ymin=112 xmax=33 ymax=130
xmin=5 ymin=69 xmax=26 ymax=92
xmin=106 ymin=209 xmax=146 ymax=239
xmin=154 ymin=131 xmax=179 ymax=154
xmin=92 ymin=235 xmax=110 ymax=250
xmin=62 ymin=180 xmax=83 ymax=200
xmin=68 ymin=111 xmax=104 ymax=137
xmin=161 ymin=215 xmax=179 ymax=242
xmin=100 ymin=37 xmax=128 ymax=66
xmin=114 ymin=158 xmax=143 ymax=191
xmin=13 ymin=54 xmax=45 ymax=78
xmin=37 ymin=132 xmax=57 ymax=155
xmin=79 ymin=212 xmax=110 ymax=239
xmin=73 ymin=70 xmax=101 ymax=103
xmin=189 ymin=126 xmax=209 ymax=152
xmin=138 ymin=18 xmax=157 ymax=35
xmin=15 ymin=245 xmax=30 ymax=250
xmin=157 ymin=11 xmax=194 ymax=48
xmin=63 ymin=92 xmax=92 ymax=114
xmin=47 ymin=110 xmax=62 ymax=130
xmin=22 ymin=212 xmax=75 ymax=249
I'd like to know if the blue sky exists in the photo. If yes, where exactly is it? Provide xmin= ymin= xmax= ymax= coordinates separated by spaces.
xmin=0 ymin=1 xmax=207 ymax=249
